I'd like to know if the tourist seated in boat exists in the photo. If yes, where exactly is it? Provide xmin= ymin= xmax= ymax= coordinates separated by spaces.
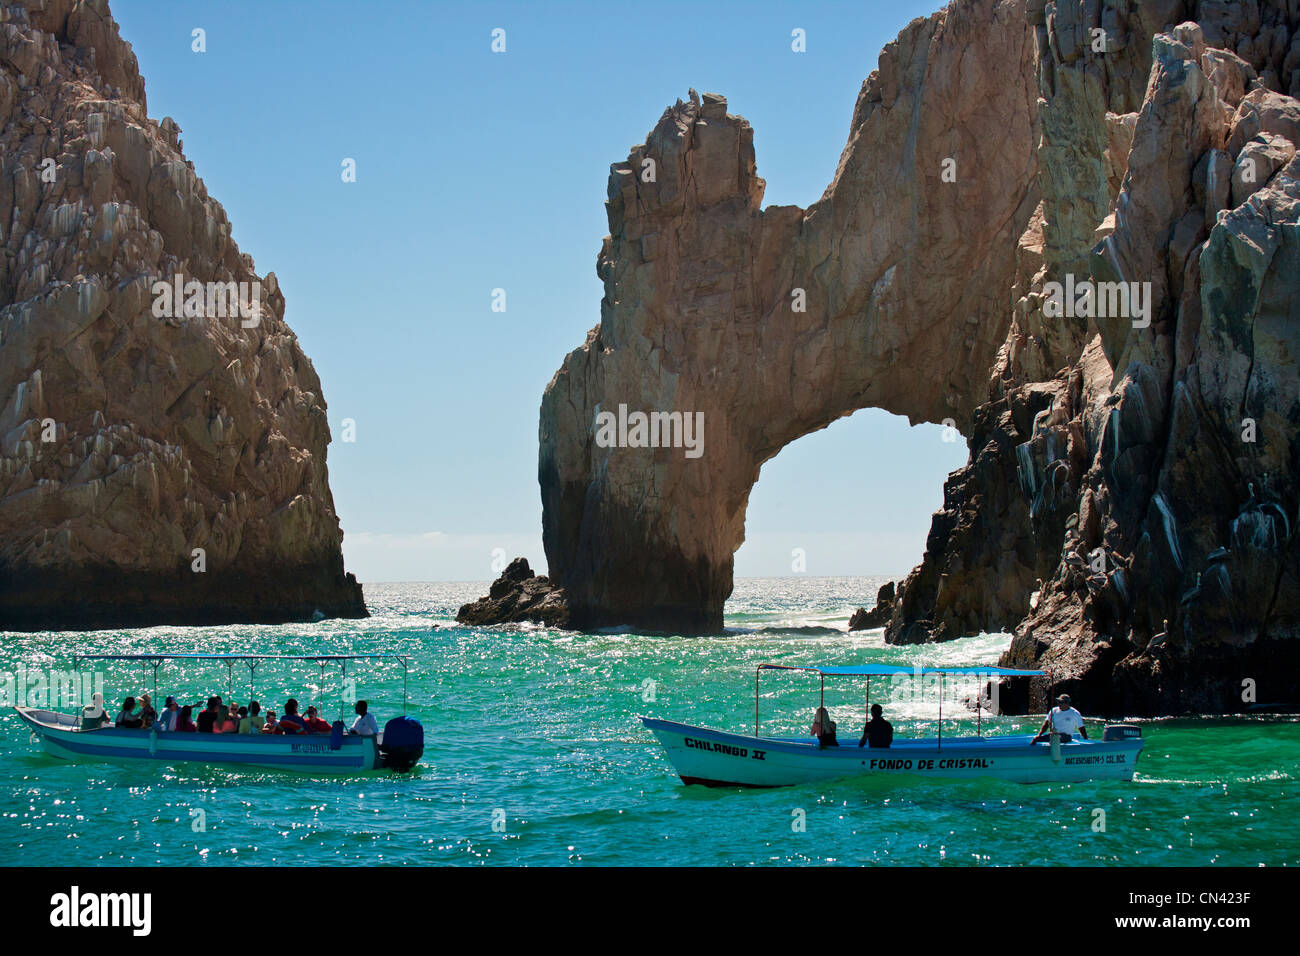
xmin=115 ymin=696 xmax=143 ymax=729
xmin=197 ymin=696 xmax=221 ymax=733
xmin=156 ymin=696 xmax=179 ymax=732
xmin=138 ymin=693 xmax=157 ymax=729
xmin=260 ymin=710 xmax=279 ymax=733
xmin=277 ymin=699 xmax=307 ymax=734
xmin=810 ymin=706 xmax=839 ymax=747
xmin=216 ymin=704 xmax=239 ymax=734
xmin=175 ymin=704 xmax=198 ymax=732
xmin=81 ymin=693 xmax=111 ymax=731
xmin=349 ymin=700 xmax=378 ymax=736
xmin=858 ymin=703 xmax=893 ymax=749
xmin=1031 ymin=694 xmax=1088 ymax=743
xmin=303 ymin=705 xmax=332 ymax=734
xmin=239 ymin=702 xmax=265 ymax=734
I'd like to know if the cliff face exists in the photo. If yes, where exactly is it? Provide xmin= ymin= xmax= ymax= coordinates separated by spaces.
xmin=890 ymin=1 xmax=1300 ymax=716
xmin=0 ymin=0 xmax=365 ymax=629
xmin=538 ymin=0 xmax=1300 ymax=712
xmin=540 ymin=0 xmax=1039 ymax=632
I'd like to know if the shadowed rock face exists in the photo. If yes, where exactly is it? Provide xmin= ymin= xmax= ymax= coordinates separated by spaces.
xmin=0 ymin=0 xmax=365 ymax=629
xmin=540 ymin=0 xmax=1039 ymax=633
xmin=895 ymin=3 xmax=1300 ymax=715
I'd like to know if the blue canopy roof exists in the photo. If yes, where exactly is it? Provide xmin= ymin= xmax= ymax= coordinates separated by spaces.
xmin=758 ymin=663 xmax=1044 ymax=678
xmin=71 ymin=653 xmax=404 ymax=663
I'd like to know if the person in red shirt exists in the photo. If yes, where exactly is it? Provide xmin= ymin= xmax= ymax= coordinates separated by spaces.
xmin=304 ymin=705 xmax=333 ymax=734
xmin=175 ymin=705 xmax=198 ymax=732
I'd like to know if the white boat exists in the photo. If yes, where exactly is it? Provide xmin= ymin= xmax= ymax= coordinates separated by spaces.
xmin=15 ymin=653 xmax=424 ymax=774
xmin=641 ymin=663 xmax=1145 ymax=787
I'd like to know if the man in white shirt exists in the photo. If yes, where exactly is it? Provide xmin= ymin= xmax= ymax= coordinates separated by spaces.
xmin=349 ymin=700 xmax=379 ymax=736
xmin=1031 ymin=694 xmax=1088 ymax=743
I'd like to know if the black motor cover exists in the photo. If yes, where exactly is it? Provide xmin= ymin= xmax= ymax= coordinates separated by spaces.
xmin=379 ymin=715 xmax=424 ymax=771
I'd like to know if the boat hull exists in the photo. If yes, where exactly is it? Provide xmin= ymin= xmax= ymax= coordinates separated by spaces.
xmin=640 ymin=716 xmax=1144 ymax=787
xmin=15 ymin=707 xmax=382 ymax=774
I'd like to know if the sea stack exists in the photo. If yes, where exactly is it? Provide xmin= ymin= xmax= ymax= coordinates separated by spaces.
xmin=0 ymin=0 xmax=365 ymax=629
xmin=535 ymin=0 xmax=1300 ymax=713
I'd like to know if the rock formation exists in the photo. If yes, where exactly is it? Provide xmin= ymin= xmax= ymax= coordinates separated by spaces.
xmin=849 ymin=581 xmax=895 ymax=631
xmin=456 ymin=557 xmax=569 ymax=628
xmin=540 ymin=0 xmax=1039 ymax=633
xmin=0 ymin=0 xmax=365 ymax=629
xmin=537 ymin=0 xmax=1300 ymax=714
xmin=893 ymin=2 xmax=1300 ymax=716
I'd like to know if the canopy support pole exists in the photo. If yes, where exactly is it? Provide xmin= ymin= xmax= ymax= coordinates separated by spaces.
xmin=754 ymin=667 xmax=761 ymax=737
xmin=938 ymin=674 xmax=943 ymax=750
xmin=976 ymin=676 xmax=982 ymax=737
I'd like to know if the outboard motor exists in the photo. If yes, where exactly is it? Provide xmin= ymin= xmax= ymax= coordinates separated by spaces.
xmin=1102 ymin=724 xmax=1142 ymax=741
xmin=379 ymin=716 xmax=424 ymax=771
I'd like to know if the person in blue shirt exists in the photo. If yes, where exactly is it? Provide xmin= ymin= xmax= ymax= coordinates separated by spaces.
xmin=278 ymin=698 xmax=307 ymax=734
xmin=156 ymin=696 xmax=178 ymax=732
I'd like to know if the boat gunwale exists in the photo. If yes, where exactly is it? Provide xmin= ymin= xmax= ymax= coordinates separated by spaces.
xmin=639 ymin=715 xmax=1144 ymax=759
xmin=15 ymin=706 xmax=381 ymax=748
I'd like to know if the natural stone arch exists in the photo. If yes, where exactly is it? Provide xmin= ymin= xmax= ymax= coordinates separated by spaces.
xmin=538 ymin=0 xmax=1040 ymax=632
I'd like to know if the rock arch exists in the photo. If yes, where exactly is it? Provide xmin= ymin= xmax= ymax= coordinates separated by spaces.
xmin=538 ymin=0 xmax=1040 ymax=632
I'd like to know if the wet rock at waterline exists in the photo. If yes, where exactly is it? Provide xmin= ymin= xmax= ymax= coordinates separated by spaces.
xmin=0 ymin=0 xmax=365 ymax=629
xmin=456 ymin=558 xmax=571 ymax=628
xmin=535 ymin=1 xmax=1300 ymax=714
xmin=849 ymin=581 xmax=896 ymax=631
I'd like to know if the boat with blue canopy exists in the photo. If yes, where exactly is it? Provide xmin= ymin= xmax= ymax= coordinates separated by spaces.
xmin=14 ymin=653 xmax=424 ymax=774
xmin=640 ymin=662 xmax=1144 ymax=787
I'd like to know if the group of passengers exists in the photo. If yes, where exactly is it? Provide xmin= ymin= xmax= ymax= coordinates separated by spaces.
xmin=81 ymin=692 xmax=379 ymax=737
xmin=807 ymin=694 xmax=1087 ymax=748
xmin=809 ymin=703 xmax=894 ymax=749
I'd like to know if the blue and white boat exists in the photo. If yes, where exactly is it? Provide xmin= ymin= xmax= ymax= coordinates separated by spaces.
xmin=15 ymin=653 xmax=424 ymax=774
xmin=641 ymin=663 xmax=1145 ymax=787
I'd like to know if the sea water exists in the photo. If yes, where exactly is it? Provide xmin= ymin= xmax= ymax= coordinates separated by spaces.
xmin=1 ymin=577 xmax=1296 ymax=866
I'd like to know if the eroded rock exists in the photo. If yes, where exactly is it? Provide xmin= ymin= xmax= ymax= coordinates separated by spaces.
xmin=0 ymin=0 xmax=364 ymax=629
xmin=456 ymin=558 xmax=570 ymax=628
xmin=537 ymin=0 xmax=1300 ymax=714
xmin=539 ymin=0 xmax=1039 ymax=633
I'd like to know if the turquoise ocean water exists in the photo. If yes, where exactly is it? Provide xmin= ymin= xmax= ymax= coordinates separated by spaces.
xmin=1 ymin=577 xmax=1297 ymax=866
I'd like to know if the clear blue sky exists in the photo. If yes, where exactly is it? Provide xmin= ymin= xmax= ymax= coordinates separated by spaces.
xmin=112 ymin=0 xmax=964 ymax=582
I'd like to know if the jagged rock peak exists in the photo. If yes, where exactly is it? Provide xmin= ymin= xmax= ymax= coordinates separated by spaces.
xmin=0 ymin=0 xmax=365 ymax=628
